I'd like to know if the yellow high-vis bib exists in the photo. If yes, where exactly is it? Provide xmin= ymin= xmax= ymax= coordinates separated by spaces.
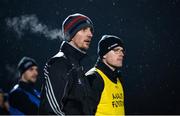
xmin=95 ymin=68 xmax=125 ymax=116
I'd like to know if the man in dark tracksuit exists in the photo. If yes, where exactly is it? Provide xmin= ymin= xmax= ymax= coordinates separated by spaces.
xmin=8 ymin=57 xmax=40 ymax=115
xmin=39 ymin=13 xmax=94 ymax=115
xmin=86 ymin=35 xmax=125 ymax=115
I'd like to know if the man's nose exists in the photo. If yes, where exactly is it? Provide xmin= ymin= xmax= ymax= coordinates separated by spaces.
xmin=87 ymin=28 xmax=93 ymax=37
xmin=118 ymin=50 xmax=124 ymax=57
xmin=34 ymin=70 xmax=38 ymax=76
xmin=121 ymin=51 xmax=124 ymax=56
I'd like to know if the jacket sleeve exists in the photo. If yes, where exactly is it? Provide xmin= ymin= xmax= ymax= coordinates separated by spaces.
xmin=39 ymin=57 xmax=71 ymax=115
xmin=86 ymin=72 xmax=104 ymax=115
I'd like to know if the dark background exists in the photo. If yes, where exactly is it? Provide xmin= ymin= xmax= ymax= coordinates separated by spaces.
xmin=0 ymin=0 xmax=180 ymax=114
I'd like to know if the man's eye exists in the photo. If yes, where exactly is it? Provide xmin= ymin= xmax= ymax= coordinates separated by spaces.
xmin=113 ymin=49 xmax=120 ymax=52
xmin=82 ymin=27 xmax=88 ymax=31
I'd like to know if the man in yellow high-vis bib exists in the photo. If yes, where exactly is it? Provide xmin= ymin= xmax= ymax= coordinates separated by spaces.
xmin=86 ymin=35 xmax=125 ymax=115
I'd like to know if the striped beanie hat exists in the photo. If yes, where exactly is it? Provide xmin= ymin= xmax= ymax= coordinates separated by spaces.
xmin=62 ymin=13 xmax=94 ymax=41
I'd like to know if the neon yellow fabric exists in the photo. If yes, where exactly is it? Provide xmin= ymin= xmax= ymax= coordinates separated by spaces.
xmin=95 ymin=68 xmax=125 ymax=116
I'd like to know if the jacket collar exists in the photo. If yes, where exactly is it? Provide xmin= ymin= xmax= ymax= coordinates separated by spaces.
xmin=60 ymin=41 xmax=86 ymax=66
xmin=96 ymin=60 xmax=122 ymax=83
xmin=18 ymin=81 xmax=35 ymax=91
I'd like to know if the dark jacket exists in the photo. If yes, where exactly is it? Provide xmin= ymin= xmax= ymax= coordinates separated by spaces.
xmin=39 ymin=41 xmax=92 ymax=115
xmin=0 ymin=107 xmax=9 ymax=115
xmin=85 ymin=60 xmax=124 ymax=114
xmin=8 ymin=81 xmax=40 ymax=115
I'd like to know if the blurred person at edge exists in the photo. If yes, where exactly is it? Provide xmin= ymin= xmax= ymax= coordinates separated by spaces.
xmin=0 ymin=89 xmax=10 ymax=115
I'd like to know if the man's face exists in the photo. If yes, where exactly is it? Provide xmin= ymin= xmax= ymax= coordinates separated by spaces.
xmin=21 ymin=66 xmax=38 ymax=83
xmin=103 ymin=46 xmax=125 ymax=69
xmin=71 ymin=27 xmax=93 ymax=51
